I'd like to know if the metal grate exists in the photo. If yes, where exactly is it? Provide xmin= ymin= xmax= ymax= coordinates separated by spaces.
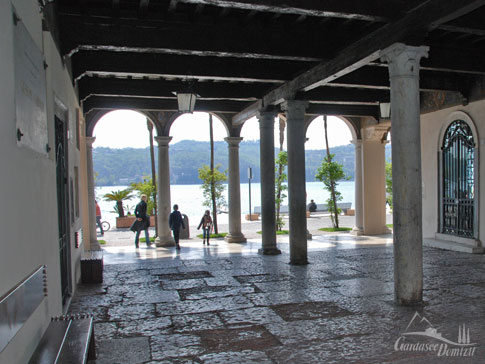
xmin=441 ymin=120 xmax=475 ymax=237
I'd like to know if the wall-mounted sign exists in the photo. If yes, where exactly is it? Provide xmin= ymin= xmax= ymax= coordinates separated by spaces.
xmin=13 ymin=10 xmax=48 ymax=156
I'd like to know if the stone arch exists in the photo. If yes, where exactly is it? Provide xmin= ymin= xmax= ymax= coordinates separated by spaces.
xmin=304 ymin=115 xmax=360 ymax=142
xmin=85 ymin=109 xmax=161 ymax=137
xmin=163 ymin=112 xmax=232 ymax=137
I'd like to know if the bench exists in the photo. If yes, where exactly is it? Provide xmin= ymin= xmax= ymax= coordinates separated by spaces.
xmin=0 ymin=266 xmax=96 ymax=363
xmin=29 ymin=314 xmax=95 ymax=364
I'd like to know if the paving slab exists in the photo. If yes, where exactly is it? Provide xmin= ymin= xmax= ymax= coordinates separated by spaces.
xmin=74 ymin=230 xmax=485 ymax=363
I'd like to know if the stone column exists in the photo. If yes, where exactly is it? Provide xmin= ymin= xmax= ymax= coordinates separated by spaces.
xmin=361 ymin=126 xmax=390 ymax=235
xmin=381 ymin=43 xmax=428 ymax=305
xmin=86 ymin=137 xmax=101 ymax=250
xmin=224 ymin=137 xmax=247 ymax=243
xmin=155 ymin=136 xmax=175 ymax=247
xmin=257 ymin=111 xmax=280 ymax=255
xmin=282 ymin=100 xmax=308 ymax=265
xmin=351 ymin=139 xmax=364 ymax=235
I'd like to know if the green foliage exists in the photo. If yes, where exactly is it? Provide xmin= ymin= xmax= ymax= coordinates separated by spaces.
xmin=385 ymin=162 xmax=393 ymax=209
xmin=275 ymin=151 xmax=288 ymax=231
xmin=198 ymin=164 xmax=228 ymax=212
xmin=103 ymin=189 xmax=135 ymax=217
xmin=130 ymin=176 xmax=157 ymax=215
xmin=318 ymin=227 xmax=352 ymax=232
xmin=315 ymin=154 xmax=348 ymax=228
xmin=257 ymin=230 xmax=289 ymax=235
xmin=140 ymin=237 xmax=156 ymax=243
xmin=98 ymin=239 xmax=106 ymax=245
xmin=196 ymin=233 xmax=227 ymax=239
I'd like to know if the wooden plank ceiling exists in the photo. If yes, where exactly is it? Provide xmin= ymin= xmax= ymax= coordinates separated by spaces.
xmin=53 ymin=0 xmax=485 ymax=122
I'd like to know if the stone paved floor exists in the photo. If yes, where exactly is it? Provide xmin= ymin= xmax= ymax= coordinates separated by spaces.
xmin=71 ymin=234 xmax=485 ymax=363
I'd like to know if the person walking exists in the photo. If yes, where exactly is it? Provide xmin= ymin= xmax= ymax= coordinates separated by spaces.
xmin=197 ymin=210 xmax=213 ymax=245
xmin=169 ymin=204 xmax=185 ymax=250
xmin=132 ymin=194 xmax=151 ymax=248
xmin=95 ymin=200 xmax=104 ymax=235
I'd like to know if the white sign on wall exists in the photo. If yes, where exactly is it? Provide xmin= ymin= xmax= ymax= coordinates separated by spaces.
xmin=13 ymin=13 xmax=48 ymax=156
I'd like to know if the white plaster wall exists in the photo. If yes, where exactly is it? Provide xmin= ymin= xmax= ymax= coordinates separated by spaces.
xmin=421 ymin=100 xmax=485 ymax=242
xmin=0 ymin=1 xmax=83 ymax=362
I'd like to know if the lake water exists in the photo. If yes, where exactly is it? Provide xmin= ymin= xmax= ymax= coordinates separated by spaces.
xmin=96 ymin=181 xmax=355 ymax=226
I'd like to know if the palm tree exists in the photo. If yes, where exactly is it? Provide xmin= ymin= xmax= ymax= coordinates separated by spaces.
xmin=103 ymin=189 xmax=135 ymax=217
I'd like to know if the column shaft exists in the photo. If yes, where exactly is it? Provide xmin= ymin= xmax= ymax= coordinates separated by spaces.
xmin=283 ymin=100 xmax=308 ymax=265
xmin=155 ymin=136 xmax=175 ymax=247
xmin=351 ymin=139 xmax=364 ymax=234
xmin=257 ymin=111 xmax=280 ymax=255
xmin=382 ymin=43 xmax=428 ymax=305
xmin=86 ymin=137 xmax=100 ymax=250
xmin=224 ymin=137 xmax=247 ymax=243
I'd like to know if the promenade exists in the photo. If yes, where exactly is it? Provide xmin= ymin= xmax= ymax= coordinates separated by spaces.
xmin=71 ymin=215 xmax=485 ymax=363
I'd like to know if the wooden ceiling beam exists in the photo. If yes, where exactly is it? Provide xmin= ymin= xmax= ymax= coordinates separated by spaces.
xmin=71 ymin=50 xmax=311 ymax=83
xmin=173 ymin=0 xmax=396 ymax=22
xmin=83 ymin=96 xmax=249 ymax=114
xmin=58 ymin=14 xmax=331 ymax=60
xmin=77 ymin=77 xmax=270 ymax=101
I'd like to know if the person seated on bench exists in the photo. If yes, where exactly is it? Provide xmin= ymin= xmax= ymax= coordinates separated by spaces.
xmin=308 ymin=199 xmax=317 ymax=212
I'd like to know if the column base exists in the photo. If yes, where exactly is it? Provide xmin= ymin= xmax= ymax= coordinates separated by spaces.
xmin=224 ymin=233 xmax=247 ymax=244
xmin=290 ymin=258 xmax=309 ymax=265
xmin=258 ymin=247 xmax=281 ymax=255
xmin=155 ymin=235 xmax=175 ymax=247
xmin=351 ymin=227 xmax=364 ymax=236
xmin=307 ymin=230 xmax=312 ymax=240
xmin=91 ymin=239 xmax=102 ymax=251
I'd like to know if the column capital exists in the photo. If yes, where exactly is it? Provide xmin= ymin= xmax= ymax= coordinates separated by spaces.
xmin=224 ymin=137 xmax=243 ymax=147
xmin=281 ymin=100 xmax=308 ymax=120
xmin=155 ymin=136 xmax=173 ymax=147
xmin=363 ymin=125 xmax=390 ymax=143
xmin=85 ymin=136 xmax=96 ymax=147
xmin=256 ymin=110 xmax=277 ymax=121
xmin=380 ymin=43 xmax=429 ymax=78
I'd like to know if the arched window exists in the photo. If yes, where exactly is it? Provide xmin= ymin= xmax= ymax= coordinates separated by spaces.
xmin=441 ymin=120 xmax=476 ymax=237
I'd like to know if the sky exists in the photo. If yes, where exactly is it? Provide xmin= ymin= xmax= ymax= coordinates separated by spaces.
xmin=93 ymin=110 xmax=354 ymax=150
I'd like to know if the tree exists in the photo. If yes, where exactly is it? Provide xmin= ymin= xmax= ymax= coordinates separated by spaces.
xmin=198 ymin=164 xmax=227 ymax=233
xmin=275 ymin=151 xmax=288 ymax=231
xmin=130 ymin=176 xmax=156 ymax=216
xmin=315 ymin=116 xmax=347 ymax=228
xmin=385 ymin=161 xmax=393 ymax=210
xmin=103 ymin=189 xmax=135 ymax=217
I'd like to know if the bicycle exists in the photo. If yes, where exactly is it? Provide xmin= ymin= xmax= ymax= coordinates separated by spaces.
xmin=101 ymin=221 xmax=111 ymax=232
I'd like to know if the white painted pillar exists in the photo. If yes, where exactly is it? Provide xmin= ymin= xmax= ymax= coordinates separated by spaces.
xmin=257 ymin=111 xmax=280 ymax=255
xmin=361 ymin=126 xmax=390 ymax=235
xmin=351 ymin=139 xmax=364 ymax=235
xmin=224 ymin=137 xmax=247 ymax=244
xmin=155 ymin=136 xmax=175 ymax=247
xmin=86 ymin=137 xmax=101 ymax=251
xmin=381 ymin=43 xmax=429 ymax=305
xmin=282 ymin=100 xmax=308 ymax=265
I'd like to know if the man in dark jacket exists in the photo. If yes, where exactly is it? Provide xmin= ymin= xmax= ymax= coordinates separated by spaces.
xmin=133 ymin=194 xmax=151 ymax=248
xmin=169 ymin=204 xmax=185 ymax=250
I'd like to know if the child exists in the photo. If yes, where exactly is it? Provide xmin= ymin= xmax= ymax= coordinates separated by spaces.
xmin=197 ymin=210 xmax=213 ymax=245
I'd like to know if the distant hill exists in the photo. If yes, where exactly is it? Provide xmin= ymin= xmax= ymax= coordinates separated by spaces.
xmin=93 ymin=140 xmax=391 ymax=186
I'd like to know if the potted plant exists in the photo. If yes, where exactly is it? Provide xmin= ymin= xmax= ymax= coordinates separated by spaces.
xmin=104 ymin=189 xmax=135 ymax=228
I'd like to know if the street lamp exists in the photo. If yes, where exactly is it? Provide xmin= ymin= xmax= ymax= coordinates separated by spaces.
xmin=379 ymin=102 xmax=391 ymax=119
